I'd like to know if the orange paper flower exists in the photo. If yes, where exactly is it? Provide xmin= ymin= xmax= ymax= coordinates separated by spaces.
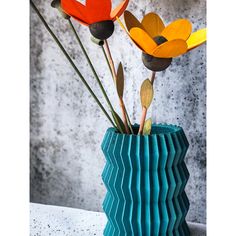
xmin=118 ymin=11 xmax=207 ymax=71
xmin=61 ymin=0 xmax=129 ymax=39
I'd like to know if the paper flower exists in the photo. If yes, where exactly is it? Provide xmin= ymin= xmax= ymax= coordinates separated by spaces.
xmin=118 ymin=11 xmax=207 ymax=71
xmin=61 ymin=0 xmax=129 ymax=40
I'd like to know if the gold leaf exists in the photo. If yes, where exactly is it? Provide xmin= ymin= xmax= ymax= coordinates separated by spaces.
xmin=140 ymin=79 xmax=154 ymax=108
xmin=143 ymin=118 xmax=152 ymax=135
xmin=116 ymin=62 xmax=124 ymax=98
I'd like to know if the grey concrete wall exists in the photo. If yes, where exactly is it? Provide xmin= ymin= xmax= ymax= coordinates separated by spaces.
xmin=30 ymin=0 xmax=206 ymax=223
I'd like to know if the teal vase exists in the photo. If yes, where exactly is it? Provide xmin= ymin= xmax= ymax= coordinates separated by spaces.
xmin=101 ymin=124 xmax=190 ymax=236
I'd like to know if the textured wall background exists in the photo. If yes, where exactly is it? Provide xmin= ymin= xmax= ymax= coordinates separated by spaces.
xmin=30 ymin=0 xmax=206 ymax=224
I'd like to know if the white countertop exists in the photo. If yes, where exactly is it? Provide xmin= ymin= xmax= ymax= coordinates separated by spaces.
xmin=30 ymin=203 xmax=206 ymax=236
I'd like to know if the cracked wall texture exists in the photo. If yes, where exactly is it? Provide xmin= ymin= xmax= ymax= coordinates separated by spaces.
xmin=30 ymin=0 xmax=206 ymax=224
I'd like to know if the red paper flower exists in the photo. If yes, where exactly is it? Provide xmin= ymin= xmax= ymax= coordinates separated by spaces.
xmin=61 ymin=0 xmax=129 ymax=40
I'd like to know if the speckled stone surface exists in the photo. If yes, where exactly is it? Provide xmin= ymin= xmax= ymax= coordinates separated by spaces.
xmin=30 ymin=203 xmax=206 ymax=236
xmin=30 ymin=0 xmax=206 ymax=223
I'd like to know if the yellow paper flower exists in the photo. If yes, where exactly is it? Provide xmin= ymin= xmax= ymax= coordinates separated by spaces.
xmin=118 ymin=11 xmax=207 ymax=71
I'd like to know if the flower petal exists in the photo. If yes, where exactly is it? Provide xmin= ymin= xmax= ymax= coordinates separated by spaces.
xmin=161 ymin=19 xmax=192 ymax=41
xmin=111 ymin=0 xmax=129 ymax=20
xmin=86 ymin=0 xmax=112 ymax=23
xmin=124 ymin=10 xmax=144 ymax=32
xmin=117 ymin=17 xmax=143 ymax=51
xmin=187 ymin=28 xmax=207 ymax=51
xmin=141 ymin=12 xmax=165 ymax=38
xmin=130 ymin=27 xmax=158 ymax=54
xmin=61 ymin=0 xmax=90 ymax=24
xmin=153 ymin=39 xmax=188 ymax=58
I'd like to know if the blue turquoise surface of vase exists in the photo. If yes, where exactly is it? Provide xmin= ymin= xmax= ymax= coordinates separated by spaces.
xmin=101 ymin=124 xmax=190 ymax=236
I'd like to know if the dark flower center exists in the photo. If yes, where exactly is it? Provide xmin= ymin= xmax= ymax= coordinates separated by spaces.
xmin=141 ymin=35 xmax=172 ymax=72
xmin=89 ymin=20 xmax=114 ymax=40
xmin=154 ymin=35 xmax=168 ymax=45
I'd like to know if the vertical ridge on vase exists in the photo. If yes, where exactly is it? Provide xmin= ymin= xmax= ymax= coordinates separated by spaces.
xmin=101 ymin=130 xmax=112 ymax=190
xmin=102 ymin=130 xmax=117 ymax=236
xmin=165 ymin=133 xmax=177 ymax=236
xmin=120 ymin=135 xmax=133 ymax=235
xmin=102 ymin=130 xmax=113 ymax=213
xmin=106 ymin=133 xmax=119 ymax=235
xmin=139 ymin=135 xmax=145 ymax=236
xmin=158 ymin=134 xmax=169 ymax=235
xmin=143 ymin=136 xmax=151 ymax=236
xmin=136 ymin=135 xmax=142 ymax=235
xmin=107 ymin=132 xmax=118 ymax=236
xmin=102 ymin=131 xmax=113 ymax=213
xmin=182 ymin=219 xmax=190 ymax=236
xmin=182 ymin=191 xmax=190 ymax=215
xmin=110 ymin=134 xmax=121 ymax=235
xmin=175 ymin=131 xmax=186 ymax=236
xmin=171 ymin=132 xmax=183 ymax=236
xmin=179 ymin=130 xmax=190 ymax=217
xmin=129 ymin=135 xmax=139 ymax=235
xmin=114 ymin=134 xmax=126 ymax=235
xmin=150 ymin=134 xmax=160 ymax=236
xmin=176 ymin=131 xmax=190 ymax=236
xmin=128 ymin=135 xmax=135 ymax=235
xmin=102 ymin=130 xmax=113 ymax=236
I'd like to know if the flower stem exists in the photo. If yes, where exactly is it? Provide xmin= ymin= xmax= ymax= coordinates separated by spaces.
xmin=104 ymin=40 xmax=117 ymax=82
xmin=150 ymin=71 xmax=156 ymax=85
xmin=119 ymin=98 xmax=130 ymax=134
xmin=30 ymin=0 xmax=116 ymax=128
xmin=104 ymin=39 xmax=133 ymax=134
xmin=124 ymin=105 xmax=134 ymax=134
xmin=138 ymin=107 xmax=147 ymax=134
xmin=68 ymin=20 xmax=116 ymax=117
xmin=138 ymin=72 xmax=156 ymax=135
xmin=101 ymin=45 xmax=113 ymax=76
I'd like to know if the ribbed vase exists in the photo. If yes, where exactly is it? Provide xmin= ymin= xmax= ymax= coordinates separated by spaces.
xmin=101 ymin=124 xmax=190 ymax=236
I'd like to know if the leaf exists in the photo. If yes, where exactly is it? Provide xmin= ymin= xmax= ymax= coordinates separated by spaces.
xmin=143 ymin=118 xmax=152 ymax=135
xmin=116 ymin=62 xmax=124 ymax=98
xmin=112 ymin=110 xmax=126 ymax=133
xmin=140 ymin=79 xmax=154 ymax=108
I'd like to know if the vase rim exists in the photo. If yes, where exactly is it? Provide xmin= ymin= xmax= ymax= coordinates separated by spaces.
xmin=107 ymin=123 xmax=183 ymax=137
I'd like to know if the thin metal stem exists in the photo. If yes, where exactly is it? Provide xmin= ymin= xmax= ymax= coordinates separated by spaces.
xmin=119 ymin=98 xmax=130 ymax=134
xmin=104 ymin=40 xmax=117 ymax=82
xmin=101 ymin=45 xmax=113 ymax=77
xmin=30 ymin=0 xmax=116 ymax=128
xmin=138 ymin=107 xmax=147 ymax=135
xmin=150 ymin=71 xmax=156 ymax=85
xmin=68 ymin=19 xmax=116 ymax=116
xmin=124 ymin=105 xmax=134 ymax=134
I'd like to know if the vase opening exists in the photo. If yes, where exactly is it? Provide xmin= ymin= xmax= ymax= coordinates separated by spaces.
xmin=114 ymin=124 xmax=182 ymax=136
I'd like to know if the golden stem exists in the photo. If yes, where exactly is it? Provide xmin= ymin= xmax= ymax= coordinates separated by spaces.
xmin=138 ymin=107 xmax=147 ymax=135
xmin=119 ymin=98 xmax=130 ymax=134
xmin=150 ymin=71 xmax=156 ymax=85
xmin=104 ymin=39 xmax=130 ymax=134
xmin=104 ymin=40 xmax=116 ymax=82
xmin=138 ymin=71 xmax=156 ymax=134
